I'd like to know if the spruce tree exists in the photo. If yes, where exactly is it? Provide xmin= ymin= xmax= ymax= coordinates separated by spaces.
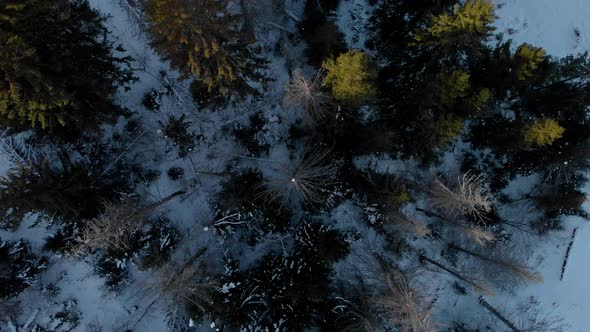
xmin=146 ymin=0 xmax=266 ymax=96
xmin=0 ymin=0 xmax=133 ymax=134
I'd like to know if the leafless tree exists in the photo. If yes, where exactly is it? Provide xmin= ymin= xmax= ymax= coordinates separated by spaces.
xmin=430 ymin=172 xmax=493 ymax=223
xmin=73 ymin=191 xmax=185 ymax=255
xmin=336 ymin=297 xmax=380 ymax=332
xmin=385 ymin=211 xmax=431 ymax=237
xmin=449 ymin=243 xmax=543 ymax=284
xmin=141 ymin=248 xmax=217 ymax=320
xmin=420 ymin=255 xmax=495 ymax=296
xmin=262 ymin=147 xmax=339 ymax=206
xmin=372 ymin=259 xmax=437 ymax=332
xmin=416 ymin=208 xmax=496 ymax=245
xmin=283 ymin=69 xmax=330 ymax=120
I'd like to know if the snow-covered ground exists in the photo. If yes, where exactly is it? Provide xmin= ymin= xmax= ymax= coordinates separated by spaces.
xmin=492 ymin=1 xmax=590 ymax=330
xmin=1 ymin=0 xmax=589 ymax=331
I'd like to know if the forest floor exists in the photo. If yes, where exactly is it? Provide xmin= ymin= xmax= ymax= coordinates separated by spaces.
xmin=1 ymin=0 xmax=589 ymax=331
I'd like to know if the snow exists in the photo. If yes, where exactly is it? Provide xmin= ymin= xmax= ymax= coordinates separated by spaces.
xmin=1 ymin=0 xmax=590 ymax=330
xmin=492 ymin=1 xmax=590 ymax=330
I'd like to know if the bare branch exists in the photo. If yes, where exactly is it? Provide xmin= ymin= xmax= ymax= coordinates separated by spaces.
xmin=261 ymin=147 xmax=339 ymax=206
xmin=430 ymin=171 xmax=493 ymax=223
xmin=283 ymin=69 xmax=331 ymax=120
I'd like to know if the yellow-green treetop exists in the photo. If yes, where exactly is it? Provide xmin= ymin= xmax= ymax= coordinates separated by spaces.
xmin=523 ymin=118 xmax=565 ymax=146
xmin=514 ymin=43 xmax=546 ymax=80
xmin=322 ymin=50 xmax=377 ymax=105
xmin=147 ymin=0 xmax=264 ymax=96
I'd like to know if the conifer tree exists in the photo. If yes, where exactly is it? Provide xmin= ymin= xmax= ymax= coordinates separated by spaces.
xmin=0 ymin=160 xmax=124 ymax=228
xmin=432 ymin=70 xmax=471 ymax=109
xmin=513 ymin=44 xmax=546 ymax=81
xmin=146 ymin=0 xmax=266 ymax=96
xmin=0 ymin=0 xmax=133 ymax=133
xmin=523 ymin=118 xmax=565 ymax=146
xmin=415 ymin=0 xmax=495 ymax=46
xmin=322 ymin=50 xmax=377 ymax=105
xmin=0 ymin=239 xmax=47 ymax=299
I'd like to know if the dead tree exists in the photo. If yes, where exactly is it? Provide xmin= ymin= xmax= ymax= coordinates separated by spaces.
xmin=73 ymin=190 xmax=185 ymax=254
xmin=420 ymin=255 xmax=494 ymax=296
xmin=430 ymin=172 xmax=493 ymax=222
xmin=372 ymin=257 xmax=437 ymax=332
xmin=478 ymin=296 xmax=521 ymax=332
xmin=416 ymin=208 xmax=495 ymax=245
xmin=283 ymin=69 xmax=330 ymax=120
xmin=262 ymin=147 xmax=339 ymax=206
xmin=448 ymin=243 xmax=543 ymax=283
xmin=560 ymin=227 xmax=577 ymax=281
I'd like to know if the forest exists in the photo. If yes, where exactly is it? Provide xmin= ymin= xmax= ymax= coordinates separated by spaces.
xmin=0 ymin=0 xmax=588 ymax=331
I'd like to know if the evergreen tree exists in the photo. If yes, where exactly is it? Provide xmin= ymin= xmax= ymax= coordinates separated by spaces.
xmin=0 ymin=238 xmax=47 ymax=299
xmin=523 ymin=118 xmax=565 ymax=146
xmin=415 ymin=0 xmax=495 ymax=52
xmin=0 ymin=0 xmax=133 ymax=133
xmin=322 ymin=50 xmax=377 ymax=105
xmin=213 ymin=221 xmax=349 ymax=330
xmin=431 ymin=70 xmax=471 ymax=109
xmin=146 ymin=0 xmax=266 ymax=96
xmin=0 ymin=160 xmax=127 ymax=229
xmin=513 ymin=43 xmax=546 ymax=81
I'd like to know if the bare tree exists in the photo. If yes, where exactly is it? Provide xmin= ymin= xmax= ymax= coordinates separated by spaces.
xmin=372 ymin=258 xmax=437 ymax=332
xmin=141 ymin=248 xmax=218 ymax=323
xmin=73 ymin=191 xmax=185 ymax=255
xmin=416 ymin=208 xmax=496 ymax=245
xmin=430 ymin=172 xmax=493 ymax=222
xmin=449 ymin=243 xmax=543 ymax=283
xmin=385 ymin=211 xmax=431 ymax=237
xmin=283 ymin=69 xmax=330 ymax=120
xmin=420 ymin=255 xmax=495 ymax=296
xmin=336 ymin=297 xmax=380 ymax=332
xmin=262 ymin=147 xmax=339 ymax=206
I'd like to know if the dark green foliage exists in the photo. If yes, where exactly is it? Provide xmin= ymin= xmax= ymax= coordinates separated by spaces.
xmin=95 ymin=255 xmax=130 ymax=289
xmin=189 ymin=79 xmax=227 ymax=109
xmin=0 ymin=0 xmax=133 ymax=134
xmin=212 ymin=221 xmax=348 ymax=330
xmin=135 ymin=218 xmax=180 ymax=270
xmin=233 ymin=113 xmax=269 ymax=156
xmin=142 ymin=89 xmax=162 ymax=111
xmin=0 ymin=160 xmax=126 ymax=229
xmin=160 ymin=114 xmax=197 ymax=158
xmin=218 ymin=169 xmax=264 ymax=210
xmin=167 ymin=166 xmax=184 ymax=180
xmin=0 ymin=239 xmax=48 ymax=299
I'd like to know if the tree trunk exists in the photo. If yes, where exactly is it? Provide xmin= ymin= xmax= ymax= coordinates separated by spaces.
xmin=448 ymin=243 xmax=542 ymax=283
xmin=478 ymin=296 xmax=521 ymax=332
xmin=419 ymin=255 xmax=494 ymax=295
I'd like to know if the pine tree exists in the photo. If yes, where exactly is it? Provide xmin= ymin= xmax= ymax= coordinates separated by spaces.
xmin=146 ymin=0 xmax=266 ymax=96
xmin=322 ymin=50 xmax=377 ymax=105
xmin=513 ymin=43 xmax=546 ymax=81
xmin=523 ymin=118 xmax=565 ymax=146
xmin=0 ymin=0 xmax=133 ymax=133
